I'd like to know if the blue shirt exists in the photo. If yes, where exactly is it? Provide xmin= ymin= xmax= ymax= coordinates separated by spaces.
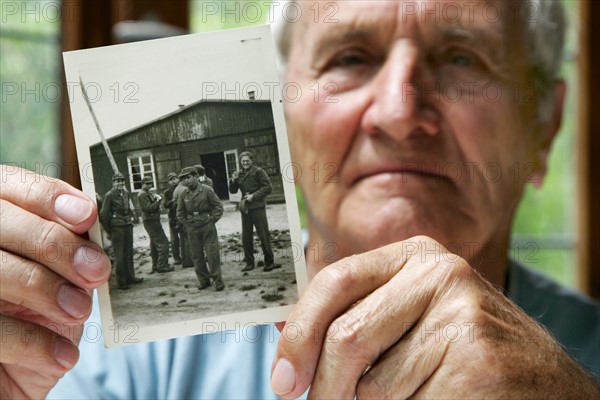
xmin=50 ymin=262 xmax=600 ymax=398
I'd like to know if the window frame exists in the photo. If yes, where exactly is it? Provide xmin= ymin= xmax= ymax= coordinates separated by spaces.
xmin=127 ymin=152 xmax=156 ymax=193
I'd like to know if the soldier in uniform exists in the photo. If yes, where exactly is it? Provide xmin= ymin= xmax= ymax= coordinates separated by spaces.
xmin=177 ymin=167 xmax=225 ymax=291
xmin=99 ymin=172 xmax=142 ymax=290
xmin=138 ymin=176 xmax=173 ymax=274
xmin=228 ymin=151 xmax=275 ymax=272
xmin=162 ymin=172 xmax=182 ymax=265
xmin=194 ymin=164 xmax=214 ymax=189
xmin=173 ymin=174 xmax=194 ymax=269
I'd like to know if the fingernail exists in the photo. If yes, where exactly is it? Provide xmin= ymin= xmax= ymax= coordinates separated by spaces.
xmin=271 ymin=358 xmax=296 ymax=396
xmin=54 ymin=194 xmax=93 ymax=225
xmin=57 ymin=284 xmax=91 ymax=318
xmin=73 ymin=245 xmax=110 ymax=282
xmin=53 ymin=337 xmax=79 ymax=369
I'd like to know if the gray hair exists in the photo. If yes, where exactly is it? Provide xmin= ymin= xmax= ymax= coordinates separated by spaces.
xmin=272 ymin=0 xmax=566 ymax=122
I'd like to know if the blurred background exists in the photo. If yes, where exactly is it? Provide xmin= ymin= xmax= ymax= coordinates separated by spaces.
xmin=1 ymin=0 xmax=598 ymax=298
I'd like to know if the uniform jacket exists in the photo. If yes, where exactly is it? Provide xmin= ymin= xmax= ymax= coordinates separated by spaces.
xmin=228 ymin=165 xmax=272 ymax=209
xmin=99 ymin=188 xmax=135 ymax=232
xmin=198 ymin=176 xmax=214 ymax=189
xmin=138 ymin=189 xmax=162 ymax=221
xmin=177 ymin=184 xmax=224 ymax=229
xmin=162 ymin=184 xmax=177 ymax=220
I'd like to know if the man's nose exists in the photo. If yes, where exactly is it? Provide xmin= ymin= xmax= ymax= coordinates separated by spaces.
xmin=361 ymin=40 xmax=440 ymax=141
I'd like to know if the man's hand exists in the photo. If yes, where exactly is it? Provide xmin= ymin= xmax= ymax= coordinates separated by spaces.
xmin=0 ymin=166 xmax=111 ymax=399
xmin=246 ymin=194 xmax=254 ymax=202
xmin=271 ymin=236 xmax=599 ymax=399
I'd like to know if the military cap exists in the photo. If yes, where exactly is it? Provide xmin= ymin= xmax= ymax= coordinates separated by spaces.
xmin=142 ymin=176 xmax=154 ymax=184
xmin=166 ymin=172 xmax=178 ymax=180
xmin=194 ymin=164 xmax=206 ymax=175
xmin=112 ymin=172 xmax=125 ymax=182
xmin=179 ymin=166 xmax=198 ymax=179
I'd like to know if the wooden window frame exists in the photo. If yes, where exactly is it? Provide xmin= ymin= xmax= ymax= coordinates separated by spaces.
xmin=127 ymin=152 xmax=156 ymax=193
xmin=578 ymin=1 xmax=600 ymax=299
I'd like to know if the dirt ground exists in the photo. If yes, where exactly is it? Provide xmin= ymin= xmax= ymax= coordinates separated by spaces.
xmin=103 ymin=204 xmax=300 ymax=327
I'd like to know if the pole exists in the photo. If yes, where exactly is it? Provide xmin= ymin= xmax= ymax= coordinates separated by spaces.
xmin=79 ymin=75 xmax=119 ymax=174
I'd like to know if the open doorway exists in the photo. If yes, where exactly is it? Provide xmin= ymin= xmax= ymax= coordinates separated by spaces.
xmin=200 ymin=152 xmax=229 ymax=199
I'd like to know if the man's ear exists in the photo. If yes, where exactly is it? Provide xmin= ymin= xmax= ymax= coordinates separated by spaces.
xmin=531 ymin=80 xmax=566 ymax=189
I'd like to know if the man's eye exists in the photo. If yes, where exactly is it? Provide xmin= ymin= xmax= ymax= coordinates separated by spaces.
xmin=337 ymin=54 xmax=366 ymax=67
xmin=449 ymin=54 xmax=474 ymax=66
xmin=442 ymin=49 xmax=479 ymax=68
xmin=328 ymin=50 xmax=370 ymax=69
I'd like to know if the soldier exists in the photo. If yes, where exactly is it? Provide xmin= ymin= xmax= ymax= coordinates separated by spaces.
xmin=228 ymin=151 xmax=275 ymax=272
xmin=162 ymin=172 xmax=182 ymax=265
xmin=177 ymin=167 xmax=225 ymax=291
xmin=194 ymin=164 xmax=214 ymax=189
xmin=138 ymin=176 xmax=173 ymax=274
xmin=99 ymin=172 xmax=142 ymax=290
xmin=173 ymin=174 xmax=194 ymax=269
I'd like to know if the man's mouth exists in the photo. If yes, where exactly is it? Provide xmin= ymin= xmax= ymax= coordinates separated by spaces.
xmin=353 ymin=165 xmax=452 ymax=186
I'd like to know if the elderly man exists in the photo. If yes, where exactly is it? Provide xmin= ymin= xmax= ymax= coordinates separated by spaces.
xmin=1 ymin=1 xmax=599 ymax=399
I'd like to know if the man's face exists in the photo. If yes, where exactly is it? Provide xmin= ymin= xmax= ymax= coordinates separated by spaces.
xmin=240 ymin=156 xmax=253 ymax=170
xmin=169 ymin=177 xmax=178 ymax=187
xmin=113 ymin=180 xmax=125 ymax=191
xmin=284 ymin=1 xmax=558 ymax=262
xmin=183 ymin=174 xmax=198 ymax=189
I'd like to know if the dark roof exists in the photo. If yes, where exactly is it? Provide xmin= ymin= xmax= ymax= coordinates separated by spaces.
xmin=94 ymin=99 xmax=272 ymax=145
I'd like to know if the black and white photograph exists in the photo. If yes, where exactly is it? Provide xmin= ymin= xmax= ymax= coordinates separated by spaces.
xmin=64 ymin=25 xmax=307 ymax=347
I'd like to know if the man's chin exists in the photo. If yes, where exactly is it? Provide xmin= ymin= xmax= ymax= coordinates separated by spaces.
xmin=335 ymin=197 xmax=457 ymax=254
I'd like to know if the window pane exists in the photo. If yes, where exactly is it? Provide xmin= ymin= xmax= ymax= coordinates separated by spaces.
xmin=0 ymin=0 xmax=60 ymax=175
xmin=511 ymin=0 xmax=579 ymax=288
xmin=518 ymin=249 xmax=577 ymax=289
xmin=190 ymin=0 xmax=271 ymax=32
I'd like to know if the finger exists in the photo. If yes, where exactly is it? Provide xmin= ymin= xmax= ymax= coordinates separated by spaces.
xmin=0 ymin=314 xmax=79 ymax=373
xmin=306 ymin=253 xmax=454 ymax=399
xmin=0 ymin=250 xmax=93 ymax=323
xmin=0 ymin=301 xmax=84 ymax=344
xmin=0 ymin=165 xmax=96 ymax=234
xmin=271 ymin=240 xmax=415 ymax=398
xmin=0 ymin=200 xmax=111 ymax=288
xmin=356 ymin=320 xmax=451 ymax=400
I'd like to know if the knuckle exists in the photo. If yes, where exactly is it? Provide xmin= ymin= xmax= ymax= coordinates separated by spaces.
xmin=18 ymin=261 xmax=47 ymax=297
xmin=435 ymin=254 xmax=472 ymax=284
xmin=35 ymin=219 xmax=62 ymax=257
xmin=330 ymin=313 xmax=371 ymax=361
xmin=320 ymin=258 xmax=358 ymax=293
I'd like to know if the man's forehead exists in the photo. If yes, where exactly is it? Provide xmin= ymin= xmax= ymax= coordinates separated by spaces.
xmin=295 ymin=0 xmax=513 ymax=44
